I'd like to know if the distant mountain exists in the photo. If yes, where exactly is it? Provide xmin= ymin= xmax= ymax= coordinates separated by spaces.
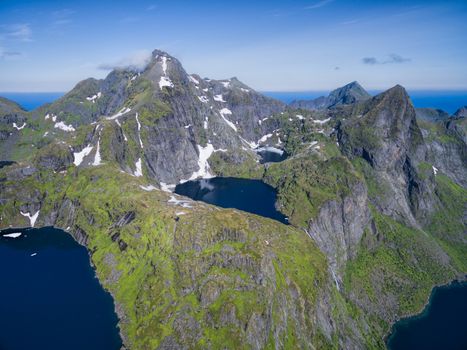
xmin=454 ymin=106 xmax=467 ymax=118
xmin=290 ymin=81 xmax=371 ymax=110
xmin=415 ymin=107 xmax=450 ymax=122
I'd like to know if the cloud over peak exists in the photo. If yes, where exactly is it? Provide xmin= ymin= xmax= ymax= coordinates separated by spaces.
xmin=98 ymin=50 xmax=152 ymax=72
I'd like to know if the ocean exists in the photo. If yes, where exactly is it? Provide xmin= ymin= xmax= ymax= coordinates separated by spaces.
xmin=0 ymin=90 xmax=466 ymax=115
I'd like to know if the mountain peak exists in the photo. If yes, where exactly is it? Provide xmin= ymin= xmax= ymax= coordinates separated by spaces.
xmin=290 ymin=81 xmax=370 ymax=110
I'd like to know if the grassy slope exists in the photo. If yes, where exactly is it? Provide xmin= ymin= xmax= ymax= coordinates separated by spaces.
xmin=0 ymin=163 xmax=333 ymax=349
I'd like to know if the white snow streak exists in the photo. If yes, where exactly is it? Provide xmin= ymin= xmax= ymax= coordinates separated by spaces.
xmin=432 ymin=166 xmax=438 ymax=175
xmin=189 ymin=75 xmax=199 ymax=85
xmin=140 ymin=184 xmax=158 ymax=191
xmin=20 ymin=210 xmax=39 ymax=227
xmin=134 ymin=158 xmax=143 ymax=177
xmin=13 ymin=122 xmax=26 ymax=130
xmin=106 ymin=107 xmax=131 ymax=120
xmin=93 ymin=140 xmax=102 ymax=166
xmin=135 ymin=113 xmax=143 ymax=148
xmin=219 ymin=108 xmax=237 ymax=131
xmin=312 ymin=117 xmax=331 ymax=124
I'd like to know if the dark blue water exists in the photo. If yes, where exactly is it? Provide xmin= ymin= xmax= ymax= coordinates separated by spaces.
xmin=0 ymin=227 xmax=122 ymax=350
xmin=0 ymin=92 xmax=64 ymax=111
xmin=387 ymin=281 xmax=467 ymax=350
xmin=175 ymin=177 xmax=288 ymax=224
xmin=263 ymin=90 xmax=467 ymax=115
xmin=258 ymin=149 xmax=287 ymax=164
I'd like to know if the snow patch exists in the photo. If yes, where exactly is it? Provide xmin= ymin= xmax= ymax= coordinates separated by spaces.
xmin=258 ymin=133 xmax=273 ymax=144
xmin=221 ymin=81 xmax=230 ymax=88
xmin=3 ymin=232 xmax=22 ymax=238
xmin=73 ymin=144 xmax=93 ymax=166
xmin=240 ymin=88 xmax=250 ymax=93
xmin=20 ymin=210 xmax=39 ymax=227
xmin=296 ymin=114 xmax=304 ymax=120
xmin=159 ymin=76 xmax=174 ymax=89
xmin=54 ymin=121 xmax=75 ymax=132
xmin=213 ymin=94 xmax=226 ymax=102
xmin=432 ymin=166 xmax=438 ymax=175
xmin=184 ymin=124 xmax=192 ymax=129
xmin=168 ymin=195 xmax=193 ymax=208
xmin=31 ymin=253 xmax=37 ymax=257
xmin=160 ymin=182 xmax=176 ymax=192
xmin=203 ymin=116 xmax=208 ymax=130
xmin=86 ymin=92 xmax=102 ymax=103
xmin=219 ymin=108 xmax=237 ymax=131
xmin=187 ymin=143 xmax=215 ymax=180
xmin=257 ymin=146 xmax=284 ymax=155
xmin=240 ymin=136 xmax=258 ymax=149
xmin=198 ymin=96 xmax=209 ymax=103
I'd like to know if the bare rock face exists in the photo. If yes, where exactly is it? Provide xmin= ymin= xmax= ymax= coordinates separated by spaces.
xmin=307 ymin=180 xmax=371 ymax=283
xmin=338 ymin=85 xmax=438 ymax=226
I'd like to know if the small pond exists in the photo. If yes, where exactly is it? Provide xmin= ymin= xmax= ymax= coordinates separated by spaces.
xmin=175 ymin=177 xmax=288 ymax=224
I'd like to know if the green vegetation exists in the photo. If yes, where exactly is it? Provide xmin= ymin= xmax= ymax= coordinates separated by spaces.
xmin=264 ymin=155 xmax=362 ymax=227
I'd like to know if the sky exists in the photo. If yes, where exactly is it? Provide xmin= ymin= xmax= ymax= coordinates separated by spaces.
xmin=0 ymin=0 xmax=466 ymax=92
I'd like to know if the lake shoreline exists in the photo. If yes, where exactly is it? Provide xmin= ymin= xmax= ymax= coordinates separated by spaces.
xmin=383 ymin=276 xmax=467 ymax=347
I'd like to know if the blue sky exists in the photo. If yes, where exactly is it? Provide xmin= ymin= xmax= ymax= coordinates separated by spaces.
xmin=0 ymin=0 xmax=466 ymax=92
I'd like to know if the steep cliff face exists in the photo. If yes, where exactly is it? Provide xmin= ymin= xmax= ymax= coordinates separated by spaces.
xmin=337 ymin=85 xmax=437 ymax=226
xmin=306 ymin=180 xmax=372 ymax=281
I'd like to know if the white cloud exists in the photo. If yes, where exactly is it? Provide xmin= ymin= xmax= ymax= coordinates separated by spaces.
xmin=0 ymin=47 xmax=22 ymax=60
xmin=305 ymin=0 xmax=334 ymax=10
xmin=1 ymin=24 xmax=32 ymax=42
xmin=97 ymin=49 xmax=152 ymax=71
